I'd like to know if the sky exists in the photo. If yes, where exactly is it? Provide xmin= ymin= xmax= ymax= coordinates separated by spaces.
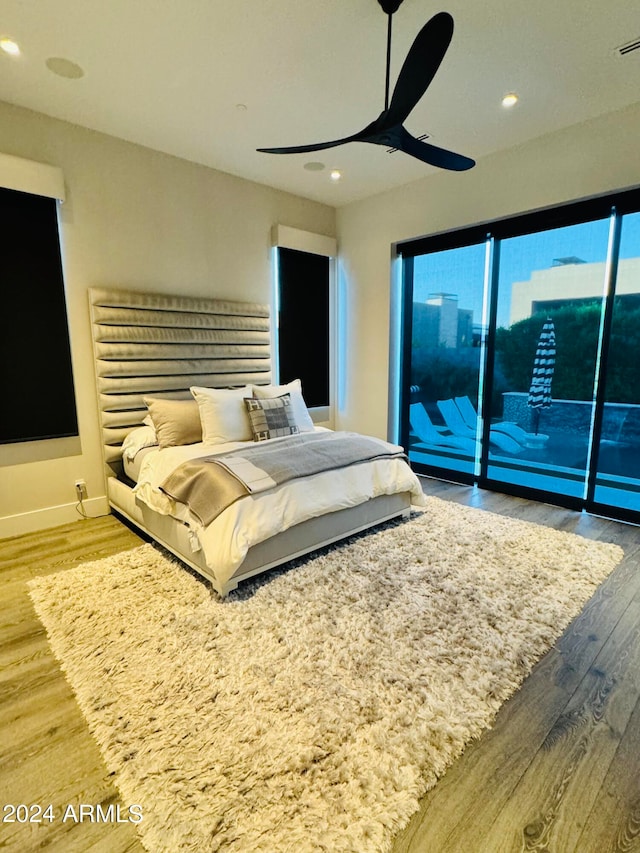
xmin=413 ymin=211 xmax=640 ymax=330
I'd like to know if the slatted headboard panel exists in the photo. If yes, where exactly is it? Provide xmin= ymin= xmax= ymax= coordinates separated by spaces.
xmin=89 ymin=287 xmax=271 ymax=470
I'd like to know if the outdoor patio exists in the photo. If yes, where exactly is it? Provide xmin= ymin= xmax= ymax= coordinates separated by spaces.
xmin=408 ymin=399 xmax=640 ymax=511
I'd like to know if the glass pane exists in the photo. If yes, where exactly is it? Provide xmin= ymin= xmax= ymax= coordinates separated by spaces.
xmin=407 ymin=243 xmax=485 ymax=477
xmin=593 ymin=211 xmax=640 ymax=511
xmin=487 ymin=219 xmax=611 ymax=497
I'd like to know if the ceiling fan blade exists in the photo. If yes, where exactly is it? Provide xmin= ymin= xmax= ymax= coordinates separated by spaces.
xmin=381 ymin=12 xmax=454 ymax=130
xmin=397 ymin=128 xmax=475 ymax=171
xmin=257 ymin=132 xmax=361 ymax=155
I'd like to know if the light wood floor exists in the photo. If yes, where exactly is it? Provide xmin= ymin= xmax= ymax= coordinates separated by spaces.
xmin=1 ymin=481 xmax=640 ymax=853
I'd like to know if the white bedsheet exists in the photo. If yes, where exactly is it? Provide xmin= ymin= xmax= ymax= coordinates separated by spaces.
xmin=133 ymin=430 xmax=426 ymax=586
xmin=123 ymin=444 xmax=156 ymax=483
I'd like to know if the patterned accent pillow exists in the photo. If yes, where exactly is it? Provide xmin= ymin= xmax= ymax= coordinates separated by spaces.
xmin=244 ymin=394 xmax=300 ymax=442
xmin=252 ymin=378 xmax=315 ymax=432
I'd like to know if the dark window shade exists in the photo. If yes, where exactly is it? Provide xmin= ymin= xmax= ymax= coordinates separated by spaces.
xmin=277 ymin=247 xmax=330 ymax=408
xmin=0 ymin=187 xmax=78 ymax=443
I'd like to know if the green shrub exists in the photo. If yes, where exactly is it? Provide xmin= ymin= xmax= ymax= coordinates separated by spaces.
xmin=411 ymin=299 xmax=640 ymax=407
xmin=411 ymin=347 xmax=508 ymax=411
xmin=496 ymin=304 xmax=598 ymax=401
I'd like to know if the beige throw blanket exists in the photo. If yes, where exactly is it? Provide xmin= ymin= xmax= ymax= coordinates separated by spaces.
xmin=160 ymin=431 xmax=406 ymax=526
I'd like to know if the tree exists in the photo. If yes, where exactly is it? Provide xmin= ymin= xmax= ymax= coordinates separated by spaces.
xmin=495 ymin=301 xmax=640 ymax=403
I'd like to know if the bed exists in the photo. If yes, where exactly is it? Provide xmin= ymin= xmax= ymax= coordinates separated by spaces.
xmin=90 ymin=286 xmax=425 ymax=597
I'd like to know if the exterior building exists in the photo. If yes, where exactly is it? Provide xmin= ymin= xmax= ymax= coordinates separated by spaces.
xmin=412 ymin=293 xmax=474 ymax=348
xmin=510 ymin=257 xmax=640 ymax=325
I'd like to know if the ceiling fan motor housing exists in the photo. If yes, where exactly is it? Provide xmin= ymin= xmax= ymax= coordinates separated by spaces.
xmin=377 ymin=0 xmax=405 ymax=13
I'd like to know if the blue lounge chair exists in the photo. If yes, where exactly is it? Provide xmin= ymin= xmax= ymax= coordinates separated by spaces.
xmin=437 ymin=398 xmax=522 ymax=454
xmin=409 ymin=403 xmax=477 ymax=454
xmin=454 ymin=396 xmax=537 ymax=445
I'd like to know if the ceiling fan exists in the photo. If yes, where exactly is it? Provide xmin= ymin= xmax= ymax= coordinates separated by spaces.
xmin=257 ymin=0 xmax=475 ymax=171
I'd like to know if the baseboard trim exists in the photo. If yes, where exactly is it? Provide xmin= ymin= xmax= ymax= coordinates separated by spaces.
xmin=0 ymin=496 xmax=110 ymax=539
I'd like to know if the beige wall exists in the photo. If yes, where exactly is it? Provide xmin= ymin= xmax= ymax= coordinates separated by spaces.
xmin=336 ymin=101 xmax=640 ymax=440
xmin=3 ymin=97 xmax=640 ymax=536
xmin=0 ymin=100 xmax=335 ymax=537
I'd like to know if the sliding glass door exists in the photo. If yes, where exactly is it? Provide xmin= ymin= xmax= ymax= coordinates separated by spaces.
xmin=591 ymin=210 xmax=640 ymax=514
xmin=405 ymin=244 xmax=486 ymax=480
xmin=399 ymin=187 xmax=640 ymax=522
xmin=486 ymin=218 xmax=610 ymax=500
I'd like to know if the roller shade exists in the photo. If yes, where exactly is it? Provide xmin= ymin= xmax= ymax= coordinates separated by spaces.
xmin=0 ymin=152 xmax=65 ymax=202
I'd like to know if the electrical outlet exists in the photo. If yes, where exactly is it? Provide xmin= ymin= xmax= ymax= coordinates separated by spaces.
xmin=75 ymin=479 xmax=88 ymax=500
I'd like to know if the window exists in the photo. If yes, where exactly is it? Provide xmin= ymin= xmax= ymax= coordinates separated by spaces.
xmin=403 ymin=242 xmax=487 ymax=478
xmin=272 ymin=226 xmax=336 ymax=417
xmin=592 ymin=209 xmax=640 ymax=513
xmin=0 ymin=186 xmax=77 ymax=443
xmin=276 ymin=247 xmax=330 ymax=408
xmin=399 ymin=186 xmax=640 ymax=523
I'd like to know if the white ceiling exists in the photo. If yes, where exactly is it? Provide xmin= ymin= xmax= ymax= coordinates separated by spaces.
xmin=1 ymin=0 xmax=639 ymax=207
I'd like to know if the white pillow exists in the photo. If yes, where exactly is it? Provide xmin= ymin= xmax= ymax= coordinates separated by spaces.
xmin=252 ymin=379 xmax=315 ymax=432
xmin=191 ymin=385 xmax=252 ymax=445
xmin=121 ymin=425 xmax=158 ymax=461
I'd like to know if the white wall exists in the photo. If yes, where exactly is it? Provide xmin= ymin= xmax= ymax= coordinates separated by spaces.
xmin=0 ymin=100 xmax=335 ymax=537
xmin=336 ymin=101 xmax=640 ymax=440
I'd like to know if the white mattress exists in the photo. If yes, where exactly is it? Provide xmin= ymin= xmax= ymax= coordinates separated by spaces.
xmin=131 ymin=432 xmax=427 ymax=587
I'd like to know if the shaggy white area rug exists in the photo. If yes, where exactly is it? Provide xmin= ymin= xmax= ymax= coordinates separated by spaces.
xmin=29 ymin=497 xmax=623 ymax=853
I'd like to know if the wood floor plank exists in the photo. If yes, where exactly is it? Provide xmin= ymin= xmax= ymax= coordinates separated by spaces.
xmin=478 ymin=582 xmax=640 ymax=852
xmin=0 ymin=515 xmax=145 ymax=853
xmin=577 ymin=689 xmax=640 ymax=853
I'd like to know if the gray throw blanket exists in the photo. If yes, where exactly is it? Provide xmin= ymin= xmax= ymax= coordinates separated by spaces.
xmin=160 ymin=431 xmax=406 ymax=526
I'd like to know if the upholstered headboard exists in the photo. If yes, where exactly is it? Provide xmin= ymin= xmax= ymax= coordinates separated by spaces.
xmin=89 ymin=287 xmax=271 ymax=471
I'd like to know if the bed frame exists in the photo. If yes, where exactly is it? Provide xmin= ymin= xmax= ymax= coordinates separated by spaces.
xmin=90 ymin=287 xmax=412 ymax=596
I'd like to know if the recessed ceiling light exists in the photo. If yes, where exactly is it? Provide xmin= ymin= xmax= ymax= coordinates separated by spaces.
xmin=501 ymin=93 xmax=519 ymax=108
xmin=304 ymin=161 xmax=325 ymax=172
xmin=46 ymin=57 xmax=84 ymax=79
xmin=0 ymin=38 xmax=20 ymax=56
xmin=330 ymin=170 xmax=342 ymax=182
